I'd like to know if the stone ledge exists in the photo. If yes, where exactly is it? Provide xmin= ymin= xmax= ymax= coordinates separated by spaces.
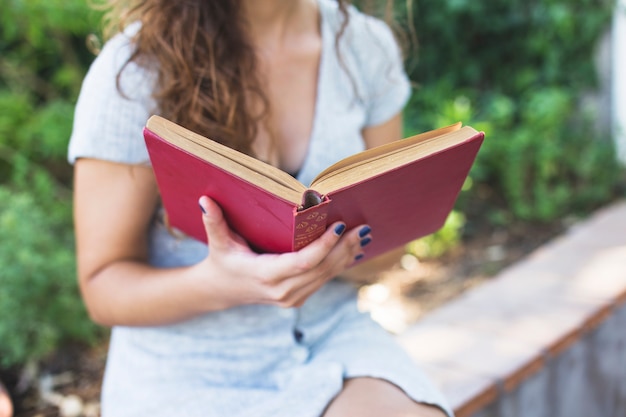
xmin=397 ymin=200 xmax=626 ymax=417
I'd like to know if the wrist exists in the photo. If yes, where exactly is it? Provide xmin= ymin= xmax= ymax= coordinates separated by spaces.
xmin=181 ymin=259 xmax=246 ymax=313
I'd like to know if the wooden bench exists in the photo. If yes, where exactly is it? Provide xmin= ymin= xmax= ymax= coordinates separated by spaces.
xmin=397 ymin=199 xmax=626 ymax=417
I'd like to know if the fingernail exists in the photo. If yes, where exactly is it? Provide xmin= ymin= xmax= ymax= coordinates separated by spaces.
xmin=199 ymin=201 xmax=207 ymax=214
xmin=334 ymin=223 xmax=346 ymax=236
xmin=360 ymin=237 xmax=372 ymax=247
xmin=355 ymin=253 xmax=364 ymax=261
xmin=358 ymin=226 xmax=371 ymax=238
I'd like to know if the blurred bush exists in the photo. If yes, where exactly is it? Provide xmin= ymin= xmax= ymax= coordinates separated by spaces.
xmin=406 ymin=210 xmax=466 ymax=259
xmin=0 ymin=0 xmax=104 ymax=368
xmin=398 ymin=0 xmax=623 ymax=254
xmin=0 ymin=183 xmax=101 ymax=368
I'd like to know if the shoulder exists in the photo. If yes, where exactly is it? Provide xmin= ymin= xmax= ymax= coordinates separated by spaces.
xmin=68 ymin=22 xmax=156 ymax=165
xmin=318 ymin=0 xmax=411 ymax=126
xmin=86 ymin=22 xmax=154 ymax=98
xmin=318 ymin=0 xmax=400 ymax=56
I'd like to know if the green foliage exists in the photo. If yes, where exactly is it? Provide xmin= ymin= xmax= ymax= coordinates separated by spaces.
xmin=1 ymin=0 xmax=101 ymax=175
xmin=406 ymin=211 xmax=466 ymax=259
xmin=487 ymin=88 xmax=620 ymax=220
xmin=0 ymin=0 xmax=104 ymax=368
xmin=0 ymin=182 xmax=101 ymax=368
xmin=403 ymin=0 xmax=622 ymax=225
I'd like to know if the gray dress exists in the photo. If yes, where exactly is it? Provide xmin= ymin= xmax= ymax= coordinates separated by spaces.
xmin=68 ymin=1 xmax=453 ymax=416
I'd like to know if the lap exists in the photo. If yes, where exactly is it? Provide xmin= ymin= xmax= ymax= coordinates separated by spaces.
xmin=322 ymin=377 xmax=447 ymax=417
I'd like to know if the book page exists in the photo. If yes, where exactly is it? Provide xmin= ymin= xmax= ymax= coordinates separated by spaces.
xmin=147 ymin=116 xmax=472 ymax=207
xmin=147 ymin=117 xmax=307 ymax=203
xmin=311 ymin=126 xmax=478 ymax=195
xmin=310 ymin=123 xmax=462 ymax=186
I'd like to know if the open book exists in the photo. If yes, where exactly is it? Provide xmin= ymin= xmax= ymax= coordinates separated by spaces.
xmin=144 ymin=115 xmax=484 ymax=261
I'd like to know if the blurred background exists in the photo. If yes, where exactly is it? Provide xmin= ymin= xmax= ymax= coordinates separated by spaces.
xmin=1 ymin=0 xmax=625 ymax=415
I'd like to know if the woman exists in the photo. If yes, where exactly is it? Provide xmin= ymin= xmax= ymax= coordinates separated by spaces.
xmin=69 ymin=1 xmax=452 ymax=416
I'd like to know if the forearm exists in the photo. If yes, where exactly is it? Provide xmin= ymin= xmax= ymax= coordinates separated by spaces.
xmin=81 ymin=260 xmax=225 ymax=327
xmin=74 ymin=157 xmax=372 ymax=327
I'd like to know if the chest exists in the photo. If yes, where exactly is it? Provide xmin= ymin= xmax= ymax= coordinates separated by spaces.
xmin=252 ymin=42 xmax=321 ymax=174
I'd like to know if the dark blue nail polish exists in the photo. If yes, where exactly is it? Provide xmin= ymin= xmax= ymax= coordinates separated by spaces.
xmin=199 ymin=202 xmax=207 ymax=214
xmin=334 ymin=223 xmax=346 ymax=236
xmin=358 ymin=226 xmax=371 ymax=238
xmin=355 ymin=253 xmax=365 ymax=261
xmin=360 ymin=237 xmax=372 ymax=247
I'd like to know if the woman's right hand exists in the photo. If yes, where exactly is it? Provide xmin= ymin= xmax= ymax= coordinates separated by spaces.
xmin=188 ymin=196 xmax=371 ymax=310
xmin=74 ymin=159 xmax=371 ymax=327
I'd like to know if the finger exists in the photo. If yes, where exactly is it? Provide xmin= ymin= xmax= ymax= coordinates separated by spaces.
xmin=314 ymin=223 xmax=371 ymax=262
xmin=276 ymin=239 xmax=363 ymax=308
xmin=280 ymin=271 xmax=329 ymax=307
xmin=272 ymin=225 xmax=371 ymax=306
xmin=304 ymin=224 xmax=372 ymax=278
xmin=198 ymin=196 xmax=248 ymax=252
xmin=294 ymin=221 xmax=349 ymax=265
xmin=354 ymin=224 xmax=373 ymax=261
xmin=259 ymin=222 xmax=347 ymax=280
xmin=258 ymin=259 xmax=332 ymax=308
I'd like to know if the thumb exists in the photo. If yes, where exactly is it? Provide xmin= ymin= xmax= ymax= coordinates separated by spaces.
xmin=198 ymin=196 xmax=249 ymax=251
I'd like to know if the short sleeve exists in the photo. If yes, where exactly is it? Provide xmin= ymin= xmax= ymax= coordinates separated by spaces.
xmin=68 ymin=28 xmax=157 ymax=165
xmin=347 ymin=11 xmax=412 ymax=127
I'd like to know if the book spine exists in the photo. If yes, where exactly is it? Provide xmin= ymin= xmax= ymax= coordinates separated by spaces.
xmin=292 ymin=196 xmax=331 ymax=251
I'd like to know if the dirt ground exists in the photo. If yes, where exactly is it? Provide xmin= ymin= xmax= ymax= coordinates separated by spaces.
xmin=3 ymin=212 xmax=566 ymax=417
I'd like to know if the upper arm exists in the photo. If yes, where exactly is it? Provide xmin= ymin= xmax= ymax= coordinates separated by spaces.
xmin=73 ymin=158 xmax=159 ymax=286
xmin=361 ymin=113 xmax=404 ymax=149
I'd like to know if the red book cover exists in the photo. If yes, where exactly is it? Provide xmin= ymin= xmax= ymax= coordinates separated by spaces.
xmin=143 ymin=116 xmax=484 ymax=261
xmin=321 ymin=137 xmax=482 ymax=259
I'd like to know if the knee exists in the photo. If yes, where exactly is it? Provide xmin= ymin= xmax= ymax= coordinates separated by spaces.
xmin=0 ymin=389 xmax=13 ymax=417
xmin=0 ymin=378 xmax=12 ymax=417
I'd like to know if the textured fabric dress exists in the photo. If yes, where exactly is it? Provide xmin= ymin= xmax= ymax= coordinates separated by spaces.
xmin=68 ymin=1 xmax=454 ymax=416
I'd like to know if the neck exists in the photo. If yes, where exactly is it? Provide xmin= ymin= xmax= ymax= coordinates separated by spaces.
xmin=241 ymin=0 xmax=318 ymax=48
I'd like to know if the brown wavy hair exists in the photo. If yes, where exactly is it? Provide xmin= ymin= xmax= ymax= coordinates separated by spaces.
xmin=95 ymin=0 xmax=403 ymax=156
